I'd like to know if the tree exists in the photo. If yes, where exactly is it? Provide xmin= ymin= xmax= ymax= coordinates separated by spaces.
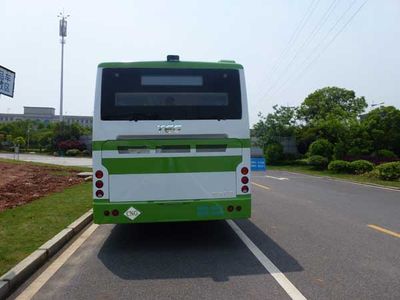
xmin=297 ymin=87 xmax=367 ymax=123
xmin=253 ymin=105 xmax=297 ymax=148
xmin=13 ymin=136 xmax=26 ymax=147
xmin=361 ymin=106 xmax=400 ymax=155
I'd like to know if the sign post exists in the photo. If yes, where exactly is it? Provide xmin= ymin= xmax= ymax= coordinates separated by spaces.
xmin=0 ymin=65 xmax=16 ymax=98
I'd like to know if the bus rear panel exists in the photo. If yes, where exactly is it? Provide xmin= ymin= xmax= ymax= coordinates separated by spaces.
xmin=92 ymin=58 xmax=251 ymax=224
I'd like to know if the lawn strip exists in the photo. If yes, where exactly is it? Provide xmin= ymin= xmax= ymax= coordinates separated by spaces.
xmin=0 ymin=182 xmax=92 ymax=275
xmin=267 ymin=165 xmax=400 ymax=189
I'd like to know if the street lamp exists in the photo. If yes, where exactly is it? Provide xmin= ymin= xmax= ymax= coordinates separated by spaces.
xmin=58 ymin=12 xmax=70 ymax=122
xmin=371 ymin=101 xmax=384 ymax=108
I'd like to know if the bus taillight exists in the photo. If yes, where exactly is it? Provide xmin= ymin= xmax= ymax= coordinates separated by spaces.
xmin=95 ymin=181 xmax=104 ymax=188
xmin=112 ymin=209 xmax=119 ymax=216
xmin=241 ymin=167 xmax=249 ymax=175
xmin=96 ymin=190 xmax=104 ymax=198
xmin=241 ymin=186 xmax=249 ymax=193
xmin=241 ymin=176 xmax=249 ymax=184
xmin=95 ymin=170 xmax=103 ymax=179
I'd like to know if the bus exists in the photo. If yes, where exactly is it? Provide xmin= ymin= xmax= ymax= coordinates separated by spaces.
xmin=92 ymin=55 xmax=251 ymax=224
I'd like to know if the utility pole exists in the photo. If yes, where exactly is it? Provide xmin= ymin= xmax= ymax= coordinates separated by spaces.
xmin=58 ymin=12 xmax=70 ymax=122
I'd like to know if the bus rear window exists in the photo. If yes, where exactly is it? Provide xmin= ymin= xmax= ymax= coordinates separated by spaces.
xmin=101 ymin=68 xmax=241 ymax=120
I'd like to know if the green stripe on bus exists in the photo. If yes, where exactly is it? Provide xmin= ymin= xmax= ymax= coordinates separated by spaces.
xmin=98 ymin=61 xmax=243 ymax=70
xmin=102 ymin=156 xmax=242 ymax=174
xmin=93 ymin=138 xmax=251 ymax=151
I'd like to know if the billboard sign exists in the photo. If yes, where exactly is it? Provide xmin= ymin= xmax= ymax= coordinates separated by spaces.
xmin=0 ymin=65 xmax=16 ymax=98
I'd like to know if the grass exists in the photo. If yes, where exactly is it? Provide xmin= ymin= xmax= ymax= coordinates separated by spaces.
xmin=267 ymin=164 xmax=400 ymax=189
xmin=0 ymin=182 xmax=92 ymax=275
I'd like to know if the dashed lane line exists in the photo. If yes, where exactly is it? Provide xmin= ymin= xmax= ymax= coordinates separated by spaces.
xmin=16 ymin=224 xmax=99 ymax=300
xmin=367 ymin=224 xmax=400 ymax=239
xmin=265 ymin=175 xmax=289 ymax=180
xmin=252 ymin=182 xmax=271 ymax=190
xmin=227 ymin=220 xmax=307 ymax=300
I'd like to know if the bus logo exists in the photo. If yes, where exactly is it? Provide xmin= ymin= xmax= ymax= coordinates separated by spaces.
xmin=157 ymin=124 xmax=182 ymax=134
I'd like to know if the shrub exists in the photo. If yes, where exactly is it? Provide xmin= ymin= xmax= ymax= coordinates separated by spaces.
xmin=308 ymin=155 xmax=329 ymax=170
xmin=328 ymin=160 xmax=351 ymax=173
xmin=349 ymin=160 xmax=374 ymax=174
xmin=376 ymin=162 xmax=400 ymax=180
xmin=264 ymin=143 xmax=283 ymax=164
xmin=82 ymin=149 xmax=91 ymax=156
xmin=57 ymin=140 xmax=86 ymax=151
xmin=308 ymin=139 xmax=333 ymax=158
xmin=66 ymin=149 xmax=81 ymax=157
xmin=376 ymin=149 xmax=398 ymax=159
xmin=294 ymin=158 xmax=309 ymax=166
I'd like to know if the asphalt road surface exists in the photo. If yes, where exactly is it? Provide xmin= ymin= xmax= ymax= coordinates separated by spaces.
xmin=10 ymin=170 xmax=400 ymax=300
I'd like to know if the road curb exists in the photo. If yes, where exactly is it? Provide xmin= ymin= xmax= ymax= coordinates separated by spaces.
xmin=0 ymin=209 xmax=93 ymax=299
xmin=0 ymin=281 xmax=9 ymax=300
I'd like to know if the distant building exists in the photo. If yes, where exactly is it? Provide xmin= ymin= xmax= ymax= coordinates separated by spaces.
xmin=0 ymin=106 xmax=92 ymax=127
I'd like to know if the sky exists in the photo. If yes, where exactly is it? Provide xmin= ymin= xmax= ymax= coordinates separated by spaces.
xmin=2 ymin=0 xmax=400 ymax=125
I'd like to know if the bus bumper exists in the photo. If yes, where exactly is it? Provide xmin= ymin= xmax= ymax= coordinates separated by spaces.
xmin=93 ymin=196 xmax=251 ymax=224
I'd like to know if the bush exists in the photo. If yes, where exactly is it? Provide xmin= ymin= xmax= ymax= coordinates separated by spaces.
xmin=328 ymin=160 xmax=351 ymax=173
xmin=294 ymin=158 xmax=309 ymax=166
xmin=65 ymin=149 xmax=81 ymax=157
xmin=82 ymin=149 xmax=91 ymax=156
xmin=308 ymin=139 xmax=333 ymax=158
xmin=264 ymin=143 xmax=283 ymax=164
xmin=349 ymin=160 xmax=374 ymax=174
xmin=376 ymin=162 xmax=400 ymax=180
xmin=308 ymin=155 xmax=328 ymax=170
xmin=376 ymin=149 xmax=398 ymax=159
xmin=57 ymin=140 xmax=86 ymax=151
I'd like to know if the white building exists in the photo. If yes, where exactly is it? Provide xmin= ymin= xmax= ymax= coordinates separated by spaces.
xmin=0 ymin=107 xmax=92 ymax=127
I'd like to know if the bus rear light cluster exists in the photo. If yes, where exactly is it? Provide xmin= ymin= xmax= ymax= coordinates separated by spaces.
xmin=226 ymin=205 xmax=243 ymax=212
xmin=95 ymin=170 xmax=104 ymax=198
xmin=103 ymin=209 xmax=120 ymax=217
xmin=240 ymin=167 xmax=249 ymax=193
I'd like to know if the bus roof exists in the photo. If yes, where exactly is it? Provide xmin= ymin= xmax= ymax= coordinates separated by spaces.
xmin=98 ymin=60 xmax=243 ymax=70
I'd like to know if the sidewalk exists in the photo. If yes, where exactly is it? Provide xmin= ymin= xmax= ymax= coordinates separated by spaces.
xmin=0 ymin=153 xmax=92 ymax=167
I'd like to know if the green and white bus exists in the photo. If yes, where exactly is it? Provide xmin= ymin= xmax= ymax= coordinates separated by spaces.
xmin=92 ymin=55 xmax=251 ymax=224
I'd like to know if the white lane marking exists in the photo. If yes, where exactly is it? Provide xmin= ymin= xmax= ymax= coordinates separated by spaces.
xmin=252 ymin=182 xmax=271 ymax=190
xmin=265 ymin=175 xmax=289 ymax=181
xmin=284 ymin=171 xmax=400 ymax=192
xmin=227 ymin=220 xmax=306 ymax=300
xmin=16 ymin=224 xmax=99 ymax=300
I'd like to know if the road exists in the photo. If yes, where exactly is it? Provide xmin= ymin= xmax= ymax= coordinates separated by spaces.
xmin=10 ymin=170 xmax=400 ymax=299
xmin=0 ymin=153 xmax=92 ymax=167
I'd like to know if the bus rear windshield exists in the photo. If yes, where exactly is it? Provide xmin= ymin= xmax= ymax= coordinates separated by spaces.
xmin=101 ymin=68 xmax=242 ymax=120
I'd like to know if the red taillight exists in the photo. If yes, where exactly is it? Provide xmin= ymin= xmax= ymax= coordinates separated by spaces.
xmin=236 ymin=206 xmax=242 ymax=211
xmin=95 ymin=170 xmax=103 ymax=179
xmin=241 ymin=185 xmax=249 ymax=193
xmin=241 ymin=167 xmax=249 ymax=175
xmin=95 ymin=180 xmax=104 ymax=188
xmin=96 ymin=190 xmax=104 ymax=198
xmin=241 ymin=176 xmax=249 ymax=184
xmin=227 ymin=205 xmax=234 ymax=212
xmin=112 ymin=209 xmax=119 ymax=216
xmin=104 ymin=210 xmax=110 ymax=216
